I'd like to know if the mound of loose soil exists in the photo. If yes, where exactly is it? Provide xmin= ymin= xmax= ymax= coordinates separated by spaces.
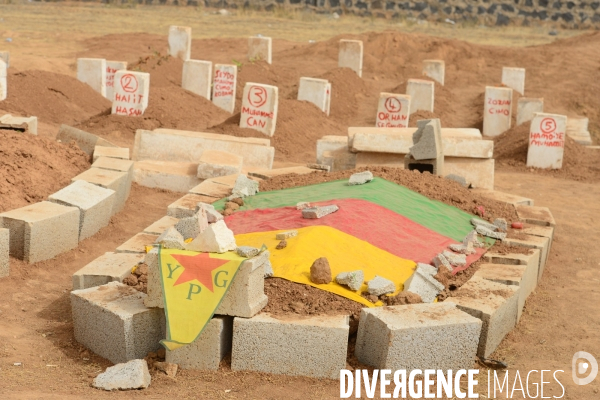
xmin=0 ymin=130 xmax=90 ymax=213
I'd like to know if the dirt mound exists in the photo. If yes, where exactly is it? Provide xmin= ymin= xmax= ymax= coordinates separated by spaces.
xmin=0 ymin=130 xmax=90 ymax=213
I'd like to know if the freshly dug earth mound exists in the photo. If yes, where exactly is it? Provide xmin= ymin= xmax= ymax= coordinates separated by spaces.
xmin=0 ymin=130 xmax=90 ymax=213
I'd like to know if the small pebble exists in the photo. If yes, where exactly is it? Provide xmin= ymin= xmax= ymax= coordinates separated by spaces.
xmin=276 ymin=240 xmax=287 ymax=250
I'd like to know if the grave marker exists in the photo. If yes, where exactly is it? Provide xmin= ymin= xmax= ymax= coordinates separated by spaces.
xmin=298 ymin=77 xmax=331 ymax=115
xmin=106 ymin=61 xmax=127 ymax=101
xmin=111 ymin=70 xmax=150 ymax=117
xmin=168 ymin=26 xmax=192 ymax=61
xmin=517 ymin=98 xmax=543 ymax=126
xmin=212 ymin=64 xmax=237 ymax=113
xmin=423 ymin=60 xmax=445 ymax=85
xmin=526 ymin=113 xmax=567 ymax=169
xmin=240 ymin=83 xmax=278 ymax=137
xmin=483 ymin=86 xmax=512 ymax=137
xmin=248 ymin=36 xmax=272 ymax=64
xmin=77 ymin=58 xmax=106 ymax=97
xmin=0 ymin=60 xmax=6 ymax=101
xmin=0 ymin=51 xmax=8 ymax=68
xmin=182 ymin=60 xmax=212 ymax=99
xmin=502 ymin=67 xmax=525 ymax=95
xmin=375 ymin=93 xmax=410 ymax=128
xmin=406 ymin=79 xmax=434 ymax=113
xmin=338 ymin=39 xmax=363 ymax=77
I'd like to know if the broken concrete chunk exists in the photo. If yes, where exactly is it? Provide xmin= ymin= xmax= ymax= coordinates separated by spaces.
xmin=310 ymin=257 xmax=332 ymax=284
xmin=276 ymin=240 xmax=287 ymax=250
xmin=403 ymin=264 xmax=444 ymax=303
xmin=155 ymin=227 xmax=185 ymax=250
xmin=296 ymin=202 xmax=311 ymax=210
xmin=442 ymin=250 xmax=467 ymax=267
xmin=236 ymin=246 xmax=260 ymax=258
xmin=174 ymin=213 xmax=208 ymax=240
xmin=185 ymin=220 xmax=237 ymax=253
xmin=302 ymin=205 xmax=339 ymax=219
xmin=449 ymin=242 xmax=475 ymax=255
xmin=196 ymin=202 xmax=223 ymax=223
xmin=409 ymin=119 xmax=443 ymax=161
xmin=476 ymin=225 xmax=507 ymax=240
xmin=471 ymin=218 xmax=497 ymax=231
xmin=264 ymin=259 xmax=274 ymax=278
xmin=276 ymin=230 xmax=298 ymax=240
xmin=93 ymin=359 xmax=151 ymax=391
xmin=348 ymin=171 xmax=373 ymax=186
xmin=494 ymin=218 xmax=508 ymax=232
xmin=463 ymin=230 xmax=485 ymax=248
xmin=368 ymin=276 xmax=396 ymax=296
xmin=336 ymin=270 xmax=365 ymax=291
xmin=433 ymin=253 xmax=452 ymax=272
xmin=232 ymin=175 xmax=259 ymax=198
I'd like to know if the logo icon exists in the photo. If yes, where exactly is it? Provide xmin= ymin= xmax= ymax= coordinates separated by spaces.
xmin=572 ymin=351 xmax=598 ymax=385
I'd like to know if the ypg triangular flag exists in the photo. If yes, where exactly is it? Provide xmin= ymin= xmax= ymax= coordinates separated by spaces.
xmin=158 ymin=247 xmax=246 ymax=350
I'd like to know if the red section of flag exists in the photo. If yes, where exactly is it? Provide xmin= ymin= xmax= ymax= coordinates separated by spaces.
xmin=171 ymin=253 xmax=229 ymax=292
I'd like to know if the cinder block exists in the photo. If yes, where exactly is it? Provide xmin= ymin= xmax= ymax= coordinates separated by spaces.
xmin=197 ymin=150 xmax=243 ymax=179
xmin=93 ymin=146 xmax=130 ymax=162
xmin=57 ymin=125 xmax=117 ymax=156
xmin=470 ymin=188 xmax=533 ymax=206
xmin=338 ymin=39 xmax=363 ymax=77
xmin=48 ymin=180 xmax=115 ymax=241
xmin=72 ymin=167 xmax=129 ymax=214
xmin=515 ymin=204 xmax=556 ymax=227
xmin=182 ymin=60 xmax=212 ymax=99
xmin=503 ymin=235 xmax=550 ymax=282
xmin=0 ymin=201 xmax=80 ymax=263
xmin=77 ymin=58 xmax=106 ymax=97
xmin=142 ymin=216 xmax=179 ymax=235
xmin=444 ymin=158 xmax=494 ymax=190
xmin=447 ymin=277 xmax=519 ymax=358
xmin=116 ymin=233 xmax=158 ymax=254
xmin=406 ymin=79 xmax=434 ymax=113
xmin=483 ymin=86 xmax=513 ymax=137
xmin=167 ymin=194 xmax=218 ymax=218
xmin=0 ymin=114 xmax=38 ymax=135
xmin=166 ymin=316 xmax=233 ymax=370
xmin=482 ymin=248 xmax=541 ymax=283
xmin=71 ymin=281 xmax=165 ymax=364
xmin=168 ymin=25 xmax=191 ymax=60
xmin=522 ymin=225 xmax=554 ymax=258
xmin=248 ymin=36 xmax=272 ymax=64
xmin=355 ymin=303 xmax=481 ymax=371
xmin=143 ymin=248 xmax=161 ymax=308
xmin=0 ymin=228 xmax=8 ymax=278
xmin=232 ymin=313 xmax=349 ymax=378
xmin=133 ymin=160 xmax=201 ymax=193
xmin=188 ymin=180 xmax=232 ymax=199
xmin=72 ymin=252 xmax=144 ymax=290
xmin=91 ymin=157 xmax=134 ymax=201
xmin=502 ymin=67 xmax=525 ymax=95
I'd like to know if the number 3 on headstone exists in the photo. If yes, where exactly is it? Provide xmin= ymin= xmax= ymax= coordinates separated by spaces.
xmin=120 ymin=74 xmax=139 ymax=93
xmin=540 ymin=117 xmax=556 ymax=134
xmin=248 ymin=86 xmax=267 ymax=108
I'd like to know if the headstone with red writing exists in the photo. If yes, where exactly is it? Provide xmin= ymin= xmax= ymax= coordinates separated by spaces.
xmin=423 ymin=60 xmax=445 ymax=86
xmin=375 ymin=93 xmax=411 ymax=128
xmin=298 ymin=77 xmax=331 ymax=116
xmin=502 ymin=67 xmax=525 ymax=95
xmin=338 ymin=39 xmax=363 ymax=77
xmin=483 ymin=86 xmax=513 ymax=137
xmin=168 ymin=26 xmax=192 ymax=61
xmin=248 ymin=36 xmax=272 ymax=64
xmin=106 ymin=61 xmax=128 ymax=101
xmin=240 ymin=82 xmax=278 ymax=137
xmin=212 ymin=64 xmax=237 ymax=113
xmin=182 ymin=60 xmax=212 ymax=100
xmin=77 ymin=58 xmax=106 ymax=98
xmin=527 ymin=113 xmax=567 ymax=169
xmin=111 ymin=70 xmax=150 ymax=117
xmin=406 ymin=79 xmax=434 ymax=114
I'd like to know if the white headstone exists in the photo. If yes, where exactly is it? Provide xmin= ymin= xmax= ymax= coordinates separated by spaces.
xmin=338 ymin=39 xmax=363 ymax=77
xmin=168 ymin=26 xmax=192 ymax=61
xmin=182 ymin=60 xmax=212 ymax=99
xmin=375 ymin=93 xmax=410 ymax=128
xmin=248 ymin=36 xmax=272 ymax=64
xmin=0 ymin=59 xmax=6 ymax=101
xmin=212 ymin=64 xmax=237 ymax=113
xmin=112 ymin=70 xmax=150 ymax=117
xmin=298 ymin=77 xmax=331 ymax=115
xmin=423 ymin=60 xmax=445 ymax=86
xmin=527 ymin=113 xmax=567 ymax=169
xmin=502 ymin=67 xmax=525 ymax=95
xmin=483 ymin=86 xmax=513 ymax=137
xmin=406 ymin=79 xmax=434 ymax=114
xmin=517 ymin=98 xmax=543 ymax=126
xmin=106 ymin=61 xmax=127 ymax=101
xmin=0 ymin=51 xmax=9 ymax=69
xmin=240 ymin=82 xmax=278 ymax=137
xmin=77 ymin=58 xmax=107 ymax=97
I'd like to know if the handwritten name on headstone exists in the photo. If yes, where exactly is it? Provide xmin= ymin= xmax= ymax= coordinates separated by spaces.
xmin=212 ymin=64 xmax=237 ymax=113
xmin=240 ymin=82 xmax=278 ymax=137
xmin=112 ymin=71 xmax=150 ymax=117
xmin=376 ymin=93 xmax=411 ymax=128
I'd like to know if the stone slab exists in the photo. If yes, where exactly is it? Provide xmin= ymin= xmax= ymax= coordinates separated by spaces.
xmin=0 ymin=228 xmax=8 ymax=278
xmin=142 ymin=216 xmax=180 ymax=235
xmin=517 ymin=98 xmax=543 ymax=126
xmin=0 ymin=114 xmax=38 ymax=135
xmin=231 ymin=313 xmax=348 ymax=378
xmin=212 ymin=64 xmax=237 ymax=113
xmin=298 ymin=77 xmax=330 ymax=115
xmin=338 ymin=39 xmax=363 ymax=77
xmin=503 ymin=234 xmax=550 ymax=282
xmin=406 ymin=79 xmax=434 ymax=113
xmin=502 ymin=67 xmax=525 ymax=95
xmin=77 ymin=58 xmax=106 ymax=97
xmin=0 ymin=51 xmax=9 ymax=68
xmin=133 ymin=160 xmax=201 ymax=193
xmin=112 ymin=70 xmax=150 ymax=117
xmin=423 ymin=59 xmax=445 ymax=85
xmin=375 ymin=93 xmax=410 ymax=128
xmin=248 ymin=36 xmax=272 ymax=64
xmin=348 ymin=127 xmax=482 ymax=144
xmin=0 ymin=60 xmax=5 ymax=101
xmin=240 ymin=82 xmax=278 ymax=137
xmin=248 ymin=166 xmax=314 ymax=180
xmin=93 ymin=146 xmax=130 ymax=162
xmin=91 ymin=157 xmax=134 ymax=202
xmin=482 ymin=249 xmax=541 ymax=275
xmin=515 ymin=204 xmax=556 ymax=227
xmin=356 ymin=152 xmax=404 ymax=167
xmin=182 ymin=60 xmax=212 ymax=99
xmin=106 ymin=61 xmax=128 ymax=101
xmin=188 ymin=180 xmax=232 ymax=199
xmin=72 ymin=167 xmax=129 ymax=214
xmin=197 ymin=150 xmax=243 ymax=179
xmin=444 ymin=158 xmax=494 ymax=190
xmin=57 ymin=125 xmax=117 ymax=156
xmin=72 ymin=252 xmax=144 ymax=290
xmin=470 ymin=188 xmax=533 ymax=206
xmin=522 ymin=224 xmax=554 ymax=258
xmin=167 ymin=193 xmax=218 ymax=218
xmin=116 ymin=233 xmax=158 ymax=254
xmin=483 ymin=86 xmax=513 ymax=137
xmin=527 ymin=113 xmax=567 ymax=169
xmin=168 ymin=25 xmax=191 ymax=60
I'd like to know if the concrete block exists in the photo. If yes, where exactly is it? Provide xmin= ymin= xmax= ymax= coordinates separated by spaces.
xmin=72 ymin=252 xmax=144 ymax=290
xmin=446 ymin=276 xmax=519 ymax=358
xmin=248 ymin=166 xmax=314 ymax=180
xmin=502 ymin=67 xmax=525 ymax=95
xmin=356 ymin=152 xmax=404 ymax=167
xmin=0 ymin=60 xmax=5 ymax=101
xmin=112 ymin=70 xmax=150 ymax=116
xmin=93 ymin=146 xmax=129 ymax=162
xmin=403 ymin=264 xmax=444 ymax=303
xmin=470 ymin=188 xmax=533 ymax=206
xmin=302 ymin=205 xmax=339 ymax=219
xmin=48 ymin=180 xmax=116 ymax=241
xmin=368 ymin=275 xmax=396 ymax=296
xmin=133 ymin=160 xmax=201 ymax=193
xmin=72 ymin=167 xmax=129 ymax=214
xmin=166 ymin=316 xmax=233 ymax=370
xmin=182 ymin=60 xmax=212 ymax=99
xmin=0 ymin=51 xmax=9 ymax=68
xmin=515 ymin=204 xmax=556 ymax=227
xmin=522 ymin=225 xmax=554 ymax=258
xmin=56 ymin=125 xmax=117 ymax=156
xmin=355 ymin=303 xmax=481 ymax=371
xmin=517 ymin=98 xmax=543 ymax=126
xmin=349 ymin=127 xmax=482 ymax=143
xmin=482 ymin=248 xmax=541 ymax=287
xmin=232 ymin=174 xmax=259 ymax=197
xmin=232 ymin=313 xmax=348 ymax=378
xmin=503 ymin=234 xmax=550 ymax=282
xmin=77 ymin=58 xmax=106 ymax=97
xmin=71 ymin=281 xmax=165 ymax=364
xmin=483 ymin=86 xmax=513 ymax=137
xmin=212 ymin=64 xmax=237 ymax=113
xmin=197 ymin=150 xmax=243 ymax=179
xmin=410 ymin=119 xmax=442 ymax=160
xmin=0 ymin=228 xmax=8 ymax=278
xmin=404 ymin=153 xmax=443 ymax=176
xmin=423 ymin=60 xmax=445 ymax=85
xmin=298 ymin=77 xmax=331 ymax=115
xmin=0 ymin=114 xmax=38 ymax=135
xmin=189 ymin=180 xmax=231 ymax=199
xmin=167 ymin=194 xmax=218 ymax=218
xmin=93 ymin=359 xmax=151 ymax=391
xmin=445 ymin=158 xmax=494 ymax=190
xmin=527 ymin=113 xmax=567 ymax=169
xmin=106 ymin=61 xmax=128 ymax=101
xmin=174 ymin=213 xmax=207 ymax=240
xmin=134 ymin=129 xmax=274 ymax=169
xmin=92 ymin=157 xmax=134 ymax=201
xmin=142 ymin=216 xmax=179 ymax=235
xmin=185 ymin=220 xmax=236 ymax=253
xmin=376 ymin=93 xmax=410 ymax=128
xmin=248 ymin=36 xmax=272 ymax=64
xmin=0 ymin=201 xmax=79 ymax=263
xmin=155 ymin=226 xmax=185 ymax=250
xmin=240 ymin=82 xmax=278 ymax=137
xmin=168 ymin=25 xmax=191 ymax=60
xmin=116 ymin=233 xmax=158 ymax=254
xmin=338 ymin=39 xmax=363 ymax=77
xmin=406 ymin=79 xmax=434 ymax=113
xmin=316 ymin=136 xmax=356 ymax=171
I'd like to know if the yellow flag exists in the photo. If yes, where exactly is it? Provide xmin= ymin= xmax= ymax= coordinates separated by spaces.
xmin=159 ymin=247 xmax=246 ymax=350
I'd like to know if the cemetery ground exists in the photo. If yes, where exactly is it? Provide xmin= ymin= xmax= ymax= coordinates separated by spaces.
xmin=0 ymin=3 xmax=600 ymax=398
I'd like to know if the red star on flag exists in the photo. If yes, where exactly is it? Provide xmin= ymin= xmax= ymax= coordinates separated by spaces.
xmin=171 ymin=253 xmax=229 ymax=292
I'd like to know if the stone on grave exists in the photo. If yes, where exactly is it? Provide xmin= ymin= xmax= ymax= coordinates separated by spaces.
xmin=483 ymin=86 xmax=513 ymax=137
xmin=423 ymin=60 xmax=445 ymax=85
xmin=275 ymin=230 xmax=297 ymax=240
xmin=185 ymin=220 xmax=236 ymax=253
xmin=168 ymin=26 xmax=192 ymax=61
xmin=403 ymin=263 xmax=444 ymax=303
xmin=105 ymin=61 xmax=127 ymax=101
xmin=338 ymin=39 xmax=363 ymax=77
xmin=236 ymin=246 xmax=260 ymax=258
xmin=93 ymin=359 xmax=151 ymax=391
xmin=502 ymin=67 xmax=525 ymax=95
xmin=197 ymin=150 xmax=243 ymax=179
xmin=347 ymin=171 xmax=373 ymax=186
xmin=409 ymin=119 xmax=443 ymax=160
xmin=112 ymin=71 xmax=150 ymax=117
xmin=566 ymin=116 xmax=592 ymax=145
xmin=406 ymin=79 xmax=434 ymax=113
xmin=212 ymin=64 xmax=237 ymax=113
xmin=526 ymin=113 xmax=567 ymax=169
xmin=442 ymin=250 xmax=467 ymax=267
xmin=302 ymin=205 xmax=339 ymax=219
xmin=0 ymin=60 xmax=6 ymax=101
xmin=368 ymin=276 xmax=395 ymax=296
xmin=476 ymin=225 xmax=507 ymax=240
xmin=77 ymin=58 xmax=107 ymax=97
xmin=232 ymin=174 xmax=259 ymax=197
xmin=240 ymin=82 xmax=278 ymax=137
xmin=248 ymin=36 xmax=272 ymax=64
xmin=335 ymin=270 xmax=364 ymax=291
xmin=155 ymin=226 xmax=185 ymax=250
xmin=174 ymin=212 xmax=207 ymax=240
xmin=310 ymin=257 xmax=331 ymax=284
xmin=182 ymin=60 xmax=212 ymax=99
xmin=433 ymin=253 xmax=452 ymax=272
xmin=375 ymin=93 xmax=411 ymax=128
xmin=196 ymin=202 xmax=223 ymax=223
xmin=517 ymin=98 xmax=543 ymax=126
xmin=298 ymin=77 xmax=331 ymax=115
